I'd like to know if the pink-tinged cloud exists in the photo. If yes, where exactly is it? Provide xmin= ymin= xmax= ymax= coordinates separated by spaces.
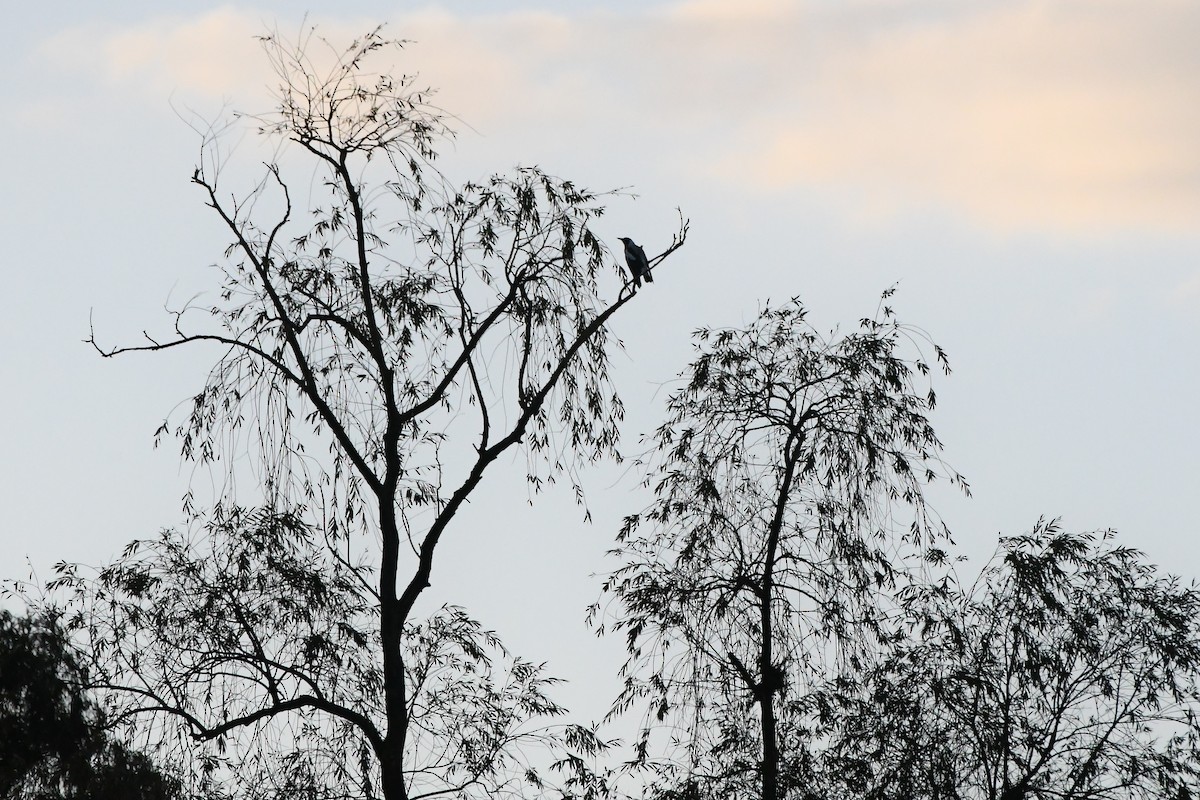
xmin=34 ymin=8 xmax=598 ymax=134
xmin=719 ymin=1 xmax=1200 ymax=233
xmin=40 ymin=8 xmax=268 ymax=98
xmin=35 ymin=1 xmax=1200 ymax=234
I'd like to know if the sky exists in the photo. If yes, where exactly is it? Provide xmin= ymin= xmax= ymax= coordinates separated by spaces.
xmin=2 ymin=0 xmax=1200 ymax=731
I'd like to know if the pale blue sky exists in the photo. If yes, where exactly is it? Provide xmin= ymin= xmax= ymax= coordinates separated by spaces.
xmin=2 ymin=1 xmax=1199 ymax=726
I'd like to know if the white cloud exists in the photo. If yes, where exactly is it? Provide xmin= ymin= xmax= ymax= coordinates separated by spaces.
xmin=33 ymin=0 xmax=1200 ymax=234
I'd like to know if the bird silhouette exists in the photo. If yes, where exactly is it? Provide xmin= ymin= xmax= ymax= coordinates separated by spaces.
xmin=618 ymin=237 xmax=653 ymax=287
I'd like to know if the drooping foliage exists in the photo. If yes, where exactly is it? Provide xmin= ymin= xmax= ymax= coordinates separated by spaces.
xmin=46 ymin=509 xmax=607 ymax=799
xmin=30 ymin=25 xmax=685 ymax=800
xmin=594 ymin=291 xmax=966 ymax=800
xmin=824 ymin=520 xmax=1200 ymax=800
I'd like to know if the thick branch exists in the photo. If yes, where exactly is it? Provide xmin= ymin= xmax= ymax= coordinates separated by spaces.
xmin=192 ymin=167 xmax=384 ymax=496
xmin=397 ymin=279 xmax=524 ymax=429
xmin=395 ymin=253 xmax=674 ymax=620
xmin=193 ymin=693 xmax=385 ymax=754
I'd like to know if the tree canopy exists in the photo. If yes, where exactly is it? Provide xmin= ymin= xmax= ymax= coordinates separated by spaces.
xmin=593 ymin=294 xmax=966 ymax=800
xmin=823 ymin=520 xmax=1200 ymax=799
xmin=0 ymin=608 xmax=187 ymax=800
xmin=32 ymin=25 xmax=685 ymax=800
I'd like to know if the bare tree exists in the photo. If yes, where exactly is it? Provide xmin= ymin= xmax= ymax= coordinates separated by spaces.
xmin=31 ymin=26 xmax=686 ymax=800
xmin=592 ymin=293 xmax=965 ymax=800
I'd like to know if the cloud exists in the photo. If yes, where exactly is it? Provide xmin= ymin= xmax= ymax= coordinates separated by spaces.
xmin=34 ymin=7 xmax=599 ymax=135
xmin=33 ymin=1 xmax=1200 ymax=234
xmin=40 ymin=7 xmax=267 ymax=99
xmin=713 ymin=1 xmax=1200 ymax=233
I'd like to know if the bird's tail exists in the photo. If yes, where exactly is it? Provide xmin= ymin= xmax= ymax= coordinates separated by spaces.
xmin=644 ymin=269 xmax=654 ymax=283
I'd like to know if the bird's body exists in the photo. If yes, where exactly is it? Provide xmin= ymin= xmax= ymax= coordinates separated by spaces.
xmin=619 ymin=237 xmax=653 ymax=287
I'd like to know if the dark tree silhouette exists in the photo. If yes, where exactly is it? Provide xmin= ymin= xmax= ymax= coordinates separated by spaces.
xmin=823 ymin=520 xmax=1200 ymax=800
xmin=24 ymin=26 xmax=686 ymax=800
xmin=592 ymin=292 xmax=966 ymax=800
xmin=0 ymin=609 xmax=189 ymax=800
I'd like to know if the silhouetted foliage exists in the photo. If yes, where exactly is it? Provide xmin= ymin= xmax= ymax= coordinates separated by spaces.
xmin=22 ymin=17 xmax=1194 ymax=800
xmin=592 ymin=293 xmax=966 ymax=800
xmin=45 ymin=509 xmax=612 ymax=799
xmin=0 ymin=609 xmax=186 ymax=800
xmin=25 ymin=24 xmax=685 ymax=800
xmin=823 ymin=520 xmax=1200 ymax=800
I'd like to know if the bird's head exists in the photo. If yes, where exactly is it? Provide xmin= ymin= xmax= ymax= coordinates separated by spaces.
xmin=618 ymin=237 xmax=633 ymax=245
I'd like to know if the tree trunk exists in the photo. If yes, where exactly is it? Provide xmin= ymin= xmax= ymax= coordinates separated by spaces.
xmin=379 ymin=450 xmax=409 ymax=800
xmin=760 ymin=653 xmax=780 ymax=800
xmin=380 ymin=734 xmax=407 ymax=800
xmin=759 ymin=433 xmax=803 ymax=800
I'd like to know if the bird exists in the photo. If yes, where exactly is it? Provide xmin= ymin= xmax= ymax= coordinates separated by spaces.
xmin=618 ymin=237 xmax=654 ymax=287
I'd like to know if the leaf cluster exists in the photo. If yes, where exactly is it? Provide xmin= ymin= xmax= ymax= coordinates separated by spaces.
xmin=822 ymin=520 xmax=1200 ymax=799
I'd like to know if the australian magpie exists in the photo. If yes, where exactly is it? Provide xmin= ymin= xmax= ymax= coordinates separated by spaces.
xmin=618 ymin=237 xmax=653 ymax=287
